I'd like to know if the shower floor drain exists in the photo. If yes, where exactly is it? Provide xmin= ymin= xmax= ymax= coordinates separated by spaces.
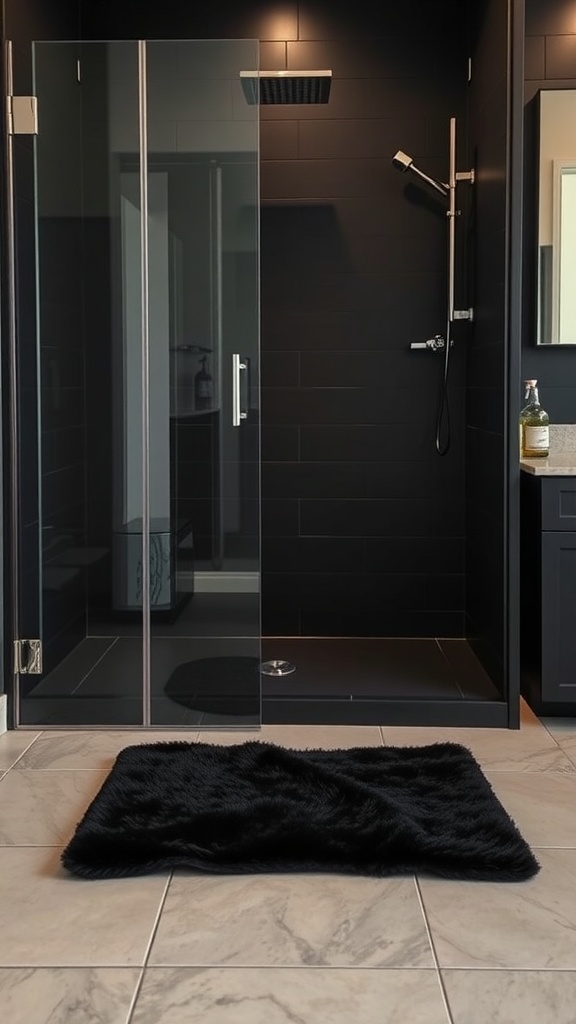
xmin=260 ymin=659 xmax=296 ymax=677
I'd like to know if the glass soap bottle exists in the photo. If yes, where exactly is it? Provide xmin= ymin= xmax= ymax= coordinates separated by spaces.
xmin=519 ymin=379 xmax=549 ymax=458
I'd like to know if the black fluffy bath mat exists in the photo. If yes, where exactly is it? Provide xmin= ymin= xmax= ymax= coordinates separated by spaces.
xmin=61 ymin=741 xmax=539 ymax=882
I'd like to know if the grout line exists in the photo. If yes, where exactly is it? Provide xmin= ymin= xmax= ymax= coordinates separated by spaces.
xmin=125 ymin=875 xmax=174 ymax=1024
xmin=12 ymin=767 xmax=111 ymax=772
xmin=125 ymin=967 xmax=147 ymax=1024
xmin=1 ymin=733 xmax=44 ymax=772
xmin=539 ymin=721 xmax=576 ymax=768
xmin=439 ymin=965 xmax=576 ymax=972
xmin=140 ymin=963 xmax=441 ymax=972
xmin=434 ymin=637 xmax=466 ymax=700
xmin=414 ymin=877 xmax=455 ymax=1024
xmin=142 ymin=872 xmax=173 ymax=969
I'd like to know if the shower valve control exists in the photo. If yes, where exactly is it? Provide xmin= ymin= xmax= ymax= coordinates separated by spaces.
xmin=410 ymin=335 xmax=450 ymax=352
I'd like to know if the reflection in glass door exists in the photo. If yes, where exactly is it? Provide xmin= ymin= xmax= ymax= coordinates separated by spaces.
xmin=12 ymin=40 xmax=261 ymax=728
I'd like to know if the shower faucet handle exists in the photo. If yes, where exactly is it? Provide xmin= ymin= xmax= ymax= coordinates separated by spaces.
xmin=410 ymin=335 xmax=447 ymax=351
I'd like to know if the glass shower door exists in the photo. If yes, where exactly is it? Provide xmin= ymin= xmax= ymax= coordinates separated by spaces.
xmin=146 ymin=41 xmax=261 ymax=727
xmin=12 ymin=39 xmax=261 ymax=728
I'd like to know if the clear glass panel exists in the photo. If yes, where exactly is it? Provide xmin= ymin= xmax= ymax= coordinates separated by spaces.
xmin=146 ymin=40 xmax=261 ymax=728
xmin=18 ymin=41 xmax=144 ymax=726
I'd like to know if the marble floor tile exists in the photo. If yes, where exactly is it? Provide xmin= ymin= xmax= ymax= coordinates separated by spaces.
xmin=132 ymin=967 xmax=449 ymax=1024
xmin=0 ymin=967 xmax=140 ymax=1024
xmin=198 ymin=725 xmax=383 ymax=749
xmin=442 ymin=969 xmax=576 ymax=1024
xmin=541 ymin=719 xmax=576 ymax=768
xmin=0 ymin=731 xmax=41 ymax=770
xmin=542 ymin=717 xmax=576 ymax=734
xmin=486 ymin=770 xmax=576 ymax=848
xmin=0 ymin=770 xmax=107 ymax=846
xmin=186 ymin=728 xmax=260 ymax=746
xmin=419 ymin=848 xmax=576 ymax=969
xmin=380 ymin=723 xmax=575 ymax=772
xmin=15 ymin=730 xmax=200 ymax=770
xmin=149 ymin=874 xmax=432 ymax=968
xmin=0 ymin=847 xmax=168 ymax=967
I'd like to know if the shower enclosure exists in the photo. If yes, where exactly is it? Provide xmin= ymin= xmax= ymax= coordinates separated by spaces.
xmin=8 ymin=39 xmax=261 ymax=728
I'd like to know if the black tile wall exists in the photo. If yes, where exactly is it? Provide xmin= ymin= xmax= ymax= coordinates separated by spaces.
xmin=545 ymin=35 xmax=576 ymax=78
xmin=464 ymin=0 xmax=511 ymax=692
xmin=526 ymin=0 xmax=576 ymax=37
xmin=4 ymin=0 xmax=79 ymax=40
xmin=524 ymin=35 xmax=545 ymax=80
xmin=523 ymin=0 xmax=576 ymax=418
xmin=80 ymin=0 xmax=299 ymax=42
xmin=70 ymin=1 xmax=480 ymax=643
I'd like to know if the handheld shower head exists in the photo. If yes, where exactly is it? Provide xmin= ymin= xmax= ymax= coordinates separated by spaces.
xmin=391 ymin=151 xmax=449 ymax=198
xmin=392 ymin=150 xmax=413 ymax=172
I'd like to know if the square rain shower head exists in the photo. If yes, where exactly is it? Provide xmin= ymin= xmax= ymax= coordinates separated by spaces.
xmin=240 ymin=70 xmax=332 ymax=105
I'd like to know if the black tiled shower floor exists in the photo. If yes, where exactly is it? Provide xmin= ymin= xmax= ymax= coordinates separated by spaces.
xmin=261 ymin=637 xmax=500 ymax=701
xmin=20 ymin=635 xmax=500 ymax=728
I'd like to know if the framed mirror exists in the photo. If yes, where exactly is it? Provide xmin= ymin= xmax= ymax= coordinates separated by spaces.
xmin=537 ymin=90 xmax=576 ymax=345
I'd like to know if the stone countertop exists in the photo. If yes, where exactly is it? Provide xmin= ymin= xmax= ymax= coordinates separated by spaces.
xmin=520 ymin=424 xmax=576 ymax=475
xmin=520 ymin=453 xmax=576 ymax=475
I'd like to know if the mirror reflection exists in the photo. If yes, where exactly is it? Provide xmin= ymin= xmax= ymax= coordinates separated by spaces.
xmin=537 ymin=90 xmax=576 ymax=345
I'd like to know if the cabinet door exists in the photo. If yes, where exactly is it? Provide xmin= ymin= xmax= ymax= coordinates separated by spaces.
xmin=542 ymin=532 xmax=576 ymax=702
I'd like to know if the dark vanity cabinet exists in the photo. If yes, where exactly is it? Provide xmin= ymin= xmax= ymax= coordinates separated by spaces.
xmin=521 ymin=472 xmax=576 ymax=713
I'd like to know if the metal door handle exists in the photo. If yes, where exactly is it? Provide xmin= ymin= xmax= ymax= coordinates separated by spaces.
xmin=232 ymin=353 xmax=247 ymax=426
xmin=410 ymin=335 xmax=448 ymax=351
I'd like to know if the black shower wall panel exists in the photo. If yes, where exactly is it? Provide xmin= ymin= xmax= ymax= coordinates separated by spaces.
xmin=464 ymin=0 xmax=514 ymax=692
xmin=261 ymin=2 xmax=468 ymax=637
xmin=76 ymin=0 xmax=470 ymax=638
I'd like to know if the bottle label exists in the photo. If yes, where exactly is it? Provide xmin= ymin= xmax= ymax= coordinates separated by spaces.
xmin=524 ymin=425 xmax=549 ymax=450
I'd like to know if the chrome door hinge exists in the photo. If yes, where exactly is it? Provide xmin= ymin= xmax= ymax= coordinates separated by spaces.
xmin=14 ymin=639 xmax=43 ymax=675
xmin=6 ymin=95 xmax=38 ymax=135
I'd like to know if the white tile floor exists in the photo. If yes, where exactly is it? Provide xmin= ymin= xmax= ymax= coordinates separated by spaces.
xmin=1 ymin=704 xmax=576 ymax=1023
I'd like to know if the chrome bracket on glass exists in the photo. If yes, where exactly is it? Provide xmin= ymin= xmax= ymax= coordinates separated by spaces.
xmin=453 ymin=308 xmax=474 ymax=321
xmin=13 ymin=639 xmax=43 ymax=675
xmin=6 ymin=95 xmax=38 ymax=135
xmin=232 ymin=353 xmax=248 ymax=426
